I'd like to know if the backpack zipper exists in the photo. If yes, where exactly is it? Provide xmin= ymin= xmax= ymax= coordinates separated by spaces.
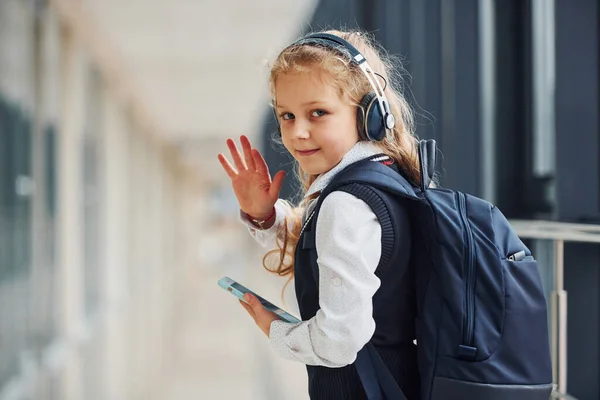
xmin=507 ymin=250 xmax=535 ymax=262
xmin=457 ymin=192 xmax=476 ymax=355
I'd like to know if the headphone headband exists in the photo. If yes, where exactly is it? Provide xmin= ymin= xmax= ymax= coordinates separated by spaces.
xmin=290 ymin=32 xmax=395 ymax=133
xmin=296 ymin=33 xmax=366 ymax=64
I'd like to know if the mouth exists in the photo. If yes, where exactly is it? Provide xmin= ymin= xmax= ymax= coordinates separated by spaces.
xmin=296 ymin=149 xmax=320 ymax=156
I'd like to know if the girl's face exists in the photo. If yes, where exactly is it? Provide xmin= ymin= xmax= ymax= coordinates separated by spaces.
xmin=275 ymin=70 xmax=359 ymax=176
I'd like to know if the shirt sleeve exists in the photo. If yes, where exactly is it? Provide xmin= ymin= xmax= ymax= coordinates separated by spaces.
xmin=238 ymin=199 xmax=297 ymax=249
xmin=268 ymin=191 xmax=382 ymax=367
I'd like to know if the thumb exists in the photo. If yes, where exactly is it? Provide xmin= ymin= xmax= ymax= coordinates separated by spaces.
xmin=269 ymin=170 xmax=286 ymax=199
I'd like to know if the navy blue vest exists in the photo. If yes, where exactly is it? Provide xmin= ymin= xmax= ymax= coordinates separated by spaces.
xmin=294 ymin=159 xmax=421 ymax=400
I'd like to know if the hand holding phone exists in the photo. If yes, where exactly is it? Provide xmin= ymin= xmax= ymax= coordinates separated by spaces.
xmin=218 ymin=277 xmax=301 ymax=324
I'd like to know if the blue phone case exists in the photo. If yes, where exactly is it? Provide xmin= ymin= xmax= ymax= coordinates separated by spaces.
xmin=218 ymin=276 xmax=301 ymax=324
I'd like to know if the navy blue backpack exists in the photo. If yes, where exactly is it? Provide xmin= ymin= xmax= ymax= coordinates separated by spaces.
xmin=320 ymin=140 xmax=553 ymax=399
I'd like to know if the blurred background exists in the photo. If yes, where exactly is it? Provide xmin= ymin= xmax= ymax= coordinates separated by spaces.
xmin=0 ymin=0 xmax=598 ymax=399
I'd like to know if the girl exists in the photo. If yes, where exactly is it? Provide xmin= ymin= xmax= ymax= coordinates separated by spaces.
xmin=218 ymin=29 xmax=421 ymax=399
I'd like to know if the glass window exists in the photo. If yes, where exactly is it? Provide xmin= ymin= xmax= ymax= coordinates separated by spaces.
xmin=83 ymin=68 xmax=103 ymax=316
xmin=0 ymin=93 xmax=33 ymax=389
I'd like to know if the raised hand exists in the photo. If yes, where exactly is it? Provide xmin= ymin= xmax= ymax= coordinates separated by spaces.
xmin=217 ymin=135 xmax=285 ymax=220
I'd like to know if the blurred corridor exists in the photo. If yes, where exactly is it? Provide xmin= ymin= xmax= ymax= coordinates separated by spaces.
xmin=0 ymin=0 xmax=314 ymax=399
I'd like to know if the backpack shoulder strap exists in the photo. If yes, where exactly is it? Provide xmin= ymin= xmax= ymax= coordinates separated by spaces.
xmin=300 ymin=180 xmax=397 ymax=272
xmin=321 ymin=158 xmax=420 ymax=200
xmin=309 ymin=159 xmax=421 ymax=271
xmin=303 ymin=158 xmax=421 ymax=260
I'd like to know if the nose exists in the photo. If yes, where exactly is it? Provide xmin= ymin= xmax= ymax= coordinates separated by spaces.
xmin=287 ymin=119 xmax=310 ymax=140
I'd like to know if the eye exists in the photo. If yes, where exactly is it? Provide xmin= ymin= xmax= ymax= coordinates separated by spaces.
xmin=311 ymin=109 xmax=327 ymax=117
xmin=280 ymin=112 xmax=294 ymax=121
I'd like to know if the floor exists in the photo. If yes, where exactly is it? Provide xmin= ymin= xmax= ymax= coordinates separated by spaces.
xmin=161 ymin=227 xmax=309 ymax=400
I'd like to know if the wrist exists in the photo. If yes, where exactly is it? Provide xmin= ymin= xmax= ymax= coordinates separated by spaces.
xmin=246 ymin=207 xmax=275 ymax=221
xmin=245 ymin=207 xmax=276 ymax=229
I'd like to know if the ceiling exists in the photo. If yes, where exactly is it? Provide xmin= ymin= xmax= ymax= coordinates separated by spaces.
xmin=82 ymin=0 xmax=318 ymax=179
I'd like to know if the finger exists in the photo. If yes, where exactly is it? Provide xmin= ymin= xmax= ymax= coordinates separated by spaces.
xmin=239 ymin=300 xmax=256 ymax=320
xmin=240 ymin=135 xmax=257 ymax=171
xmin=217 ymin=154 xmax=238 ymax=178
xmin=252 ymin=149 xmax=271 ymax=180
xmin=269 ymin=170 xmax=286 ymax=199
xmin=227 ymin=138 xmax=248 ymax=171
xmin=244 ymin=293 xmax=264 ymax=313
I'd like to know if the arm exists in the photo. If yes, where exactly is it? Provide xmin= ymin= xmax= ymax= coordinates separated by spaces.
xmin=268 ymin=191 xmax=381 ymax=367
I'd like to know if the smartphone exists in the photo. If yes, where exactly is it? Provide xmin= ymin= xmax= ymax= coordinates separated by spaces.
xmin=218 ymin=276 xmax=301 ymax=324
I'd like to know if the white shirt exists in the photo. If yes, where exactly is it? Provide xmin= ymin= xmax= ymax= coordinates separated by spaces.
xmin=240 ymin=141 xmax=385 ymax=367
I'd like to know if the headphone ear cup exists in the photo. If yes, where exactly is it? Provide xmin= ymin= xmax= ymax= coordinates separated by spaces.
xmin=357 ymin=92 xmax=386 ymax=141
xmin=357 ymin=93 xmax=372 ymax=141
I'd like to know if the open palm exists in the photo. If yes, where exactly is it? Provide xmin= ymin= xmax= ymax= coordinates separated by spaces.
xmin=218 ymin=135 xmax=286 ymax=219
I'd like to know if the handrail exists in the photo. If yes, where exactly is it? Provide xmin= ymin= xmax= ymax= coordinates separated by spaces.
xmin=509 ymin=219 xmax=600 ymax=400
xmin=510 ymin=219 xmax=600 ymax=243
xmin=512 ymin=219 xmax=600 ymax=233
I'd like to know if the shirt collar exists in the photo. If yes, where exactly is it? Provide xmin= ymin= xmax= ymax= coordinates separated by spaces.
xmin=304 ymin=141 xmax=383 ymax=199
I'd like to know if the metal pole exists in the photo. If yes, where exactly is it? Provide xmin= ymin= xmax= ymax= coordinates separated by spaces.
xmin=478 ymin=0 xmax=496 ymax=204
xmin=552 ymin=239 xmax=567 ymax=394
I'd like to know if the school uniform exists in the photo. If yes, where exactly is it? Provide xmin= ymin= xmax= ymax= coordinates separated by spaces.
xmin=241 ymin=141 xmax=420 ymax=399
